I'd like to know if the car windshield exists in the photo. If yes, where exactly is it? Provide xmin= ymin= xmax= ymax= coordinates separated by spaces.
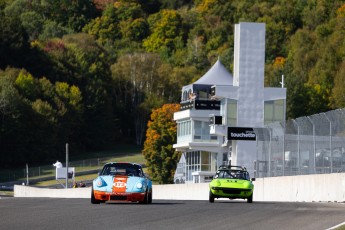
xmin=215 ymin=170 xmax=249 ymax=180
xmin=100 ymin=163 xmax=144 ymax=177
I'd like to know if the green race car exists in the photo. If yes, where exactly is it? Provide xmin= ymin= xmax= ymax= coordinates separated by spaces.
xmin=209 ymin=165 xmax=255 ymax=203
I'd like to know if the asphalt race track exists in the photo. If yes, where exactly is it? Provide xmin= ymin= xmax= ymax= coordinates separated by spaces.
xmin=1 ymin=197 xmax=345 ymax=230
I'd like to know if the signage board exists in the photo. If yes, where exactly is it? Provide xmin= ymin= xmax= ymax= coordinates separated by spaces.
xmin=209 ymin=115 xmax=222 ymax=125
xmin=227 ymin=127 xmax=256 ymax=141
xmin=56 ymin=167 xmax=75 ymax=180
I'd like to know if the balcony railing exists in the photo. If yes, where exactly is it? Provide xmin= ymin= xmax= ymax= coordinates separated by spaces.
xmin=180 ymin=99 xmax=220 ymax=111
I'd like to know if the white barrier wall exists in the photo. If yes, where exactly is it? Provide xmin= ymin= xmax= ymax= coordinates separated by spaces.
xmin=14 ymin=173 xmax=345 ymax=202
xmin=254 ymin=173 xmax=345 ymax=202
xmin=153 ymin=183 xmax=209 ymax=200
xmin=14 ymin=186 xmax=91 ymax=198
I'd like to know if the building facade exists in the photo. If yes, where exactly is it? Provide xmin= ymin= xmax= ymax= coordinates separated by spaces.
xmin=173 ymin=22 xmax=287 ymax=183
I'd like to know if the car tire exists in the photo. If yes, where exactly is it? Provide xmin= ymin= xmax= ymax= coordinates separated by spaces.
xmin=209 ymin=190 xmax=215 ymax=203
xmin=148 ymin=190 xmax=152 ymax=204
xmin=139 ymin=190 xmax=149 ymax=204
xmin=247 ymin=194 xmax=253 ymax=203
xmin=91 ymin=188 xmax=101 ymax=204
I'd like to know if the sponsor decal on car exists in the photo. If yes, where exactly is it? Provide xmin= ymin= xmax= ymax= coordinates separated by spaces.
xmin=112 ymin=177 xmax=127 ymax=193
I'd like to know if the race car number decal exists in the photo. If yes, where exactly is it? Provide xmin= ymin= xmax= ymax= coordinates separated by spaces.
xmin=113 ymin=182 xmax=126 ymax=188
xmin=112 ymin=177 xmax=127 ymax=193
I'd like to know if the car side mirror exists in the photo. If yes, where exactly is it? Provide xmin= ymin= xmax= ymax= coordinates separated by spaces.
xmin=251 ymin=178 xmax=256 ymax=181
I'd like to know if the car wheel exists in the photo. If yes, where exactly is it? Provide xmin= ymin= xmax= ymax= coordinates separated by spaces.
xmin=209 ymin=190 xmax=215 ymax=203
xmin=247 ymin=194 xmax=253 ymax=203
xmin=91 ymin=188 xmax=101 ymax=204
xmin=139 ymin=190 xmax=149 ymax=204
xmin=148 ymin=190 xmax=152 ymax=204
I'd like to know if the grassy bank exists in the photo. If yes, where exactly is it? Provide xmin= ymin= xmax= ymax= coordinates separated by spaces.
xmin=35 ymin=152 xmax=146 ymax=187
xmin=0 ymin=144 xmax=145 ymax=188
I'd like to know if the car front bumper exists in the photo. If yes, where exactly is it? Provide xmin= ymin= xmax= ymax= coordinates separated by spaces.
xmin=211 ymin=187 xmax=253 ymax=198
xmin=94 ymin=190 xmax=146 ymax=202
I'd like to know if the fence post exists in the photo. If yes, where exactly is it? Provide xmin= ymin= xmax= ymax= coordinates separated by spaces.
xmin=292 ymin=119 xmax=300 ymax=174
xmin=282 ymin=131 xmax=284 ymax=176
xmin=268 ymin=128 xmax=272 ymax=177
xmin=307 ymin=117 xmax=316 ymax=174
xmin=323 ymin=113 xmax=332 ymax=173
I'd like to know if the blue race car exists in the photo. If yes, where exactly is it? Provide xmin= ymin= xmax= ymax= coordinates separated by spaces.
xmin=91 ymin=162 xmax=152 ymax=204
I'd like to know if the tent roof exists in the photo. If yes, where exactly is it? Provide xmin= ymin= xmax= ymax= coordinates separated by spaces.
xmin=193 ymin=59 xmax=233 ymax=85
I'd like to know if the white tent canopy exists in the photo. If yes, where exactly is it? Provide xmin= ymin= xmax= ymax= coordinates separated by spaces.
xmin=181 ymin=59 xmax=233 ymax=101
xmin=193 ymin=59 xmax=233 ymax=85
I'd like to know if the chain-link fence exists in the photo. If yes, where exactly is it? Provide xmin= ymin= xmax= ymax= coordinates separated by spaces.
xmin=0 ymin=157 xmax=110 ymax=184
xmin=255 ymin=108 xmax=345 ymax=178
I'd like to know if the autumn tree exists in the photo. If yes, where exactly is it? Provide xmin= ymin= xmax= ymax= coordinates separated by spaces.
xmin=143 ymin=103 xmax=180 ymax=184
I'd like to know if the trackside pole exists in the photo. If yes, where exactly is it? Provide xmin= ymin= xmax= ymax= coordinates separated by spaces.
xmin=26 ymin=163 xmax=29 ymax=185
xmin=66 ymin=143 xmax=69 ymax=189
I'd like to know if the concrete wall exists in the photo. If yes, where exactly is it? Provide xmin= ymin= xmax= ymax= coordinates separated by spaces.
xmin=254 ymin=173 xmax=345 ymax=202
xmin=14 ymin=173 xmax=345 ymax=202
xmin=14 ymin=186 xmax=91 ymax=198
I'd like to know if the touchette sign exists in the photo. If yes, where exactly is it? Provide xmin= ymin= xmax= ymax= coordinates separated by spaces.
xmin=228 ymin=127 xmax=256 ymax=141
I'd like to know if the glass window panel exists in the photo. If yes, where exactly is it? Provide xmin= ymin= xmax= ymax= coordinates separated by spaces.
xmin=201 ymin=165 xmax=210 ymax=171
xmin=201 ymin=151 xmax=209 ymax=164
xmin=220 ymin=99 xmax=226 ymax=117
xmin=177 ymin=123 xmax=180 ymax=137
xmin=194 ymin=121 xmax=202 ymax=135
xmin=274 ymin=100 xmax=285 ymax=121
xmin=264 ymin=101 xmax=274 ymax=123
xmin=228 ymin=100 xmax=237 ymax=126
xmin=264 ymin=100 xmax=285 ymax=124
xmin=199 ymin=90 xmax=208 ymax=99
xmin=211 ymin=152 xmax=218 ymax=172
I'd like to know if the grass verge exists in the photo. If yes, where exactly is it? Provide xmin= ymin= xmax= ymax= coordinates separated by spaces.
xmin=33 ymin=152 xmax=146 ymax=187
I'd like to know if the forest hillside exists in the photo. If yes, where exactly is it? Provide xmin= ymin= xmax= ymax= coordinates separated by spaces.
xmin=1 ymin=0 xmax=345 ymax=168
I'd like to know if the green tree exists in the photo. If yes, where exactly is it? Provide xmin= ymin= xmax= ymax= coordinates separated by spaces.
xmin=143 ymin=103 xmax=180 ymax=184
xmin=283 ymin=28 xmax=316 ymax=118
xmin=283 ymin=62 xmax=310 ymax=119
xmin=0 ymin=13 xmax=30 ymax=69
xmin=32 ymin=0 xmax=98 ymax=32
xmin=59 ymin=33 xmax=115 ymax=150
xmin=111 ymin=52 xmax=166 ymax=145
xmin=0 ymin=68 xmax=56 ymax=167
xmin=82 ymin=14 xmax=120 ymax=45
xmin=0 ymin=72 xmax=18 ymax=120
xmin=143 ymin=9 xmax=184 ymax=53
xmin=39 ymin=20 xmax=72 ymax=40
xmin=160 ymin=0 xmax=192 ymax=9
xmin=0 ymin=69 xmax=22 ymax=168
xmin=331 ymin=61 xmax=345 ymax=108
xmin=20 ymin=11 xmax=44 ymax=41
xmin=14 ymin=70 xmax=37 ymax=100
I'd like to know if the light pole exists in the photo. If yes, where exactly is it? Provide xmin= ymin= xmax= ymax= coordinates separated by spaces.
xmin=66 ymin=143 xmax=69 ymax=189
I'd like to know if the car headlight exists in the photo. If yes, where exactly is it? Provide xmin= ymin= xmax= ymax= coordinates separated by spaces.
xmin=214 ymin=180 xmax=221 ymax=187
xmin=136 ymin=182 xmax=143 ymax=189
xmin=96 ymin=178 xmax=106 ymax=187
